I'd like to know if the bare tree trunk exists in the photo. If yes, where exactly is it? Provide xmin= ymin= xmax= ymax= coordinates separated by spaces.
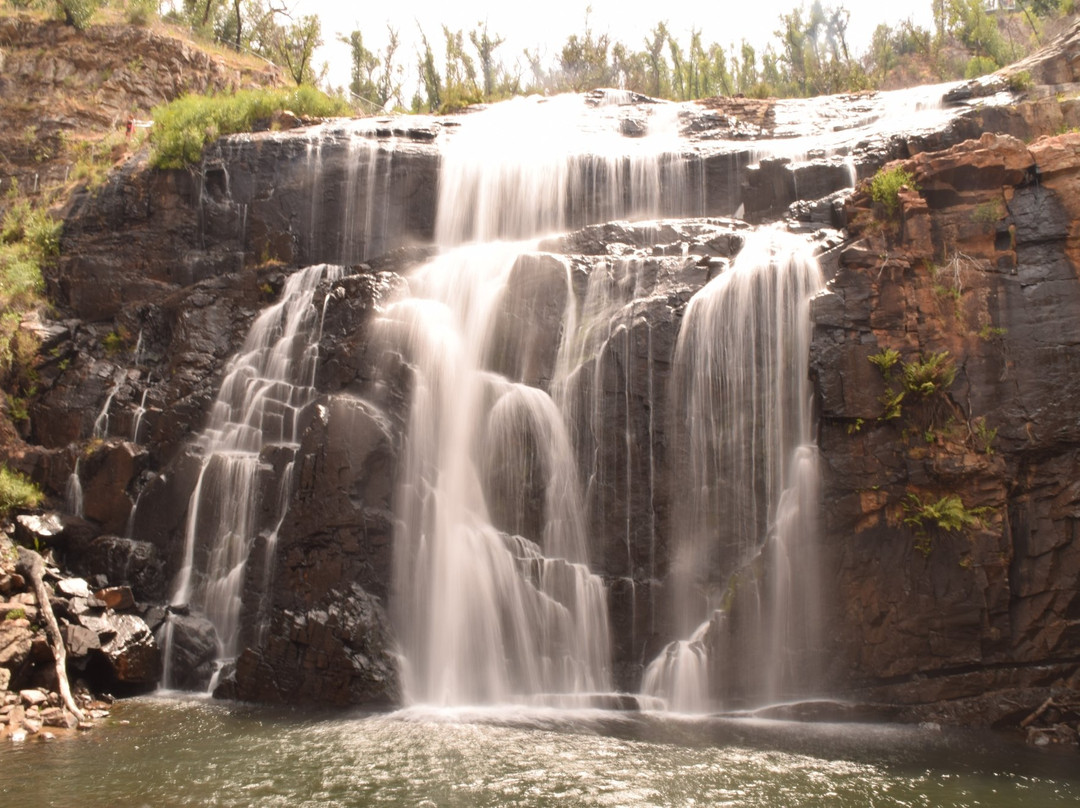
xmin=15 ymin=547 xmax=86 ymax=723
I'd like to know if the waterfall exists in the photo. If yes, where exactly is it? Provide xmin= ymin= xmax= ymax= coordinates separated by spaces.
xmin=65 ymin=457 xmax=84 ymax=519
xmin=160 ymin=263 xmax=342 ymax=686
xmin=381 ymin=96 xmax=702 ymax=706
xmin=435 ymin=93 xmax=701 ymax=245
xmin=641 ymin=228 xmax=825 ymax=712
xmin=379 ymin=243 xmax=611 ymax=705
xmin=92 ymin=368 xmax=125 ymax=439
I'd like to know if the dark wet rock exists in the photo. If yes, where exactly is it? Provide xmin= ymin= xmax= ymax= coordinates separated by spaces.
xmin=233 ymin=582 xmax=398 ymax=706
xmin=158 ymin=613 xmax=219 ymax=692
xmin=79 ymin=536 xmax=166 ymax=603
xmin=91 ymin=613 xmax=161 ymax=689
xmin=61 ymin=624 xmax=101 ymax=658
xmin=13 ymin=513 xmax=66 ymax=550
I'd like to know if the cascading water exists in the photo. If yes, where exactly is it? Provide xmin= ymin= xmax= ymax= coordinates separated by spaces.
xmin=159 ymin=263 xmax=342 ymax=687
xmin=136 ymin=81 xmax=976 ymax=705
xmin=641 ymin=228 xmax=825 ymax=712
xmin=380 ymin=93 xmax=703 ymax=706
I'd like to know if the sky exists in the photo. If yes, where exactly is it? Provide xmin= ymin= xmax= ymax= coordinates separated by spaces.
xmin=291 ymin=0 xmax=938 ymax=97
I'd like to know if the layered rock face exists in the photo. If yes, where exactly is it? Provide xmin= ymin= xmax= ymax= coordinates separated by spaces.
xmin=8 ymin=22 xmax=1080 ymax=722
xmin=814 ymin=131 xmax=1080 ymax=724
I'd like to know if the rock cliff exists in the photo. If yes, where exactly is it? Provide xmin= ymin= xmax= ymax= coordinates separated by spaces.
xmin=5 ymin=16 xmax=1080 ymax=736
xmin=813 ymin=130 xmax=1080 ymax=731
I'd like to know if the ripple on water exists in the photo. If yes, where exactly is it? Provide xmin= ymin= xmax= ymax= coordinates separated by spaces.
xmin=1 ymin=698 xmax=1078 ymax=807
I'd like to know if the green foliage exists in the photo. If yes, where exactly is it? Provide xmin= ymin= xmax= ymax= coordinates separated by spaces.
xmin=2 ymin=202 xmax=60 ymax=257
xmin=4 ymin=608 xmax=27 ymax=621
xmin=964 ymin=55 xmax=999 ymax=79
xmin=124 ymin=0 xmax=156 ymax=26
xmin=978 ymin=323 xmax=1007 ymax=340
xmin=271 ymin=14 xmax=323 ymax=87
xmin=902 ymin=493 xmax=988 ymax=551
xmin=149 ymin=86 xmax=350 ymax=169
xmin=1008 ymin=70 xmax=1034 ymax=93
xmin=871 ymin=165 xmax=919 ymax=218
xmin=901 ymin=351 xmax=956 ymax=398
xmin=0 ymin=465 xmax=43 ymax=517
xmin=971 ymin=200 xmax=1006 ymax=224
xmin=56 ymin=0 xmax=102 ymax=31
xmin=972 ymin=417 xmax=998 ymax=455
xmin=101 ymin=329 xmax=126 ymax=354
xmin=878 ymin=388 xmax=905 ymax=421
xmin=868 ymin=347 xmax=901 ymax=379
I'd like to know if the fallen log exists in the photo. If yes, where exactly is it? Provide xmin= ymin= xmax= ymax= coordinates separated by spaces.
xmin=1020 ymin=696 xmax=1055 ymax=729
xmin=15 ymin=547 xmax=85 ymax=723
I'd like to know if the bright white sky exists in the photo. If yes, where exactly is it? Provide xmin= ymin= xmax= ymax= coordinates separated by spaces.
xmin=290 ymin=0 xmax=937 ymax=97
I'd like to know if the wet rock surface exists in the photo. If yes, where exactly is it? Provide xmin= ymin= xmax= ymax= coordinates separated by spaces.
xmin=6 ymin=21 xmax=1080 ymax=727
xmin=0 ymin=532 xmax=155 ymax=736
xmin=231 ymin=583 xmax=399 ymax=706
xmin=812 ymin=131 xmax=1080 ymax=727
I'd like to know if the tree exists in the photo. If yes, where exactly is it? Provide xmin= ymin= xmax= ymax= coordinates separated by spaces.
xmin=558 ymin=8 xmax=612 ymax=91
xmin=272 ymin=14 xmax=323 ymax=86
xmin=470 ymin=23 xmax=505 ymax=100
xmin=342 ymin=29 xmax=381 ymax=107
xmin=57 ymin=0 xmax=102 ymax=30
xmin=644 ymin=23 xmax=670 ymax=98
xmin=416 ymin=29 xmax=442 ymax=112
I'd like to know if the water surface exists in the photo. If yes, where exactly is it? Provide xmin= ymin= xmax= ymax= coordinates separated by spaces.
xmin=3 ymin=697 xmax=1077 ymax=807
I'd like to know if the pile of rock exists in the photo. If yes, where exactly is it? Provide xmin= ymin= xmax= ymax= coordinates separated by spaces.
xmin=1 ymin=523 xmax=162 ymax=739
xmin=0 ymin=686 xmax=111 ymax=742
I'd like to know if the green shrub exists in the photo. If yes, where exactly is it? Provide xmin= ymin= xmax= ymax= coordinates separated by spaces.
xmin=102 ymin=329 xmax=126 ymax=354
xmin=901 ymin=351 xmax=956 ymax=398
xmin=868 ymin=347 xmax=901 ymax=379
xmin=964 ymin=56 xmax=999 ymax=80
xmin=57 ymin=0 xmax=102 ymax=31
xmin=149 ymin=86 xmax=352 ymax=169
xmin=1007 ymin=70 xmax=1034 ymax=93
xmin=0 ymin=465 xmax=43 ymax=517
xmin=125 ymin=0 xmax=157 ymax=26
xmin=903 ymin=493 xmax=987 ymax=536
xmin=870 ymin=165 xmax=918 ymax=218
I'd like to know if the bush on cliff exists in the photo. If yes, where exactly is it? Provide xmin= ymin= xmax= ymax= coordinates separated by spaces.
xmin=0 ymin=465 xmax=43 ymax=518
xmin=149 ymin=86 xmax=350 ymax=169
xmin=870 ymin=165 xmax=919 ymax=218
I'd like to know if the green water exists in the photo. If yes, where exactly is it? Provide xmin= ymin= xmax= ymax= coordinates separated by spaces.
xmin=2 ymin=697 xmax=1077 ymax=807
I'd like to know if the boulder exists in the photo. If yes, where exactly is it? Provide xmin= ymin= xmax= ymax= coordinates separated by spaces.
xmin=157 ymin=613 xmax=219 ymax=692
xmin=61 ymin=624 xmax=101 ymax=658
xmin=88 ymin=613 xmax=162 ymax=690
xmin=0 ymin=619 xmax=34 ymax=671
xmin=81 ymin=535 xmax=166 ymax=603
xmin=233 ymin=583 xmax=398 ymax=706
xmin=56 ymin=578 xmax=92 ymax=599
xmin=93 ymin=586 xmax=135 ymax=611
xmin=13 ymin=513 xmax=66 ymax=550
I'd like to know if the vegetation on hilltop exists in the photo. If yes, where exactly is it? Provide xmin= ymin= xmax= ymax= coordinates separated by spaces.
xmin=149 ymin=85 xmax=350 ymax=168
xmin=341 ymin=0 xmax=1078 ymax=112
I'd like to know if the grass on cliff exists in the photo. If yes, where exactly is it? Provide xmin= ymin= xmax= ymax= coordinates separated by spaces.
xmin=0 ymin=196 xmax=54 ymax=396
xmin=0 ymin=465 xmax=43 ymax=517
xmin=149 ymin=86 xmax=351 ymax=169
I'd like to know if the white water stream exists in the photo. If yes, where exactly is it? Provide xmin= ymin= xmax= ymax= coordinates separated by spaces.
xmin=144 ymin=81 xmax=969 ymax=708
xmin=160 ymin=263 xmax=341 ymax=685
